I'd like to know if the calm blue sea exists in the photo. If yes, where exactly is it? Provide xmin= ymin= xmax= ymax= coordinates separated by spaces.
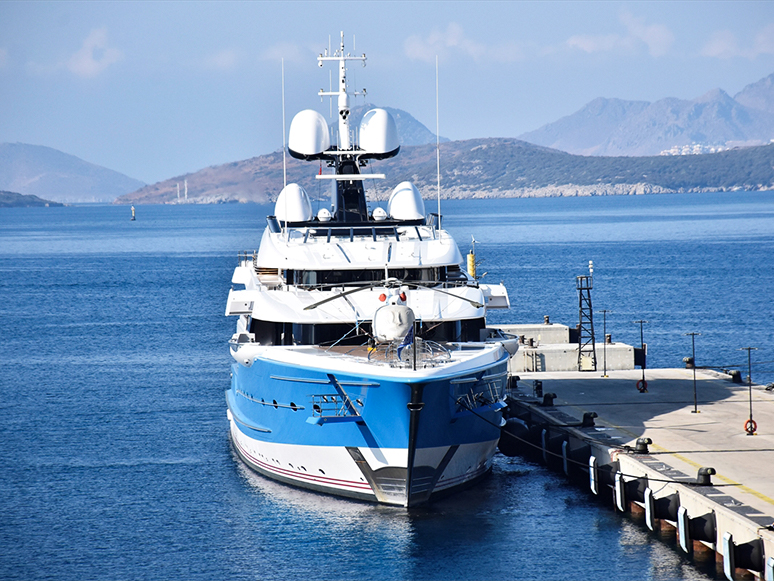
xmin=2 ymin=191 xmax=773 ymax=580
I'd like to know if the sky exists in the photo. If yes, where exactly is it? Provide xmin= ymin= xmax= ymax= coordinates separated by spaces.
xmin=1 ymin=1 xmax=774 ymax=185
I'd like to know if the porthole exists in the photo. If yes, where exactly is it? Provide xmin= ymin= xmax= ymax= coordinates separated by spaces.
xmin=290 ymin=402 xmax=298 ymax=411
xmin=272 ymin=399 xmax=278 ymax=409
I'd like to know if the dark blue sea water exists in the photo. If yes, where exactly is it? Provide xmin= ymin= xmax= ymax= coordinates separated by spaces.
xmin=2 ymin=191 xmax=773 ymax=580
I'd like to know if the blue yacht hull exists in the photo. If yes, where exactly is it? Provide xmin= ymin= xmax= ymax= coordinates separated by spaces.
xmin=226 ymin=351 xmax=509 ymax=506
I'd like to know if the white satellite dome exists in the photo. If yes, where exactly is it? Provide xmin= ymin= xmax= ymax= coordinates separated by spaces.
xmin=317 ymin=208 xmax=332 ymax=222
xmin=275 ymin=183 xmax=313 ymax=222
xmin=387 ymin=182 xmax=425 ymax=221
xmin=288 ymin=109 xmax=330 ymax=158
xmin=372 ymin=207 xmax=388 ymax=221
xmin=359 ymin=108 xmax=399 ymax=157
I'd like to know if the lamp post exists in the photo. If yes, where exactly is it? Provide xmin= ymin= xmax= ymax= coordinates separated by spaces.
xmin=633 ymin=320 xmax=648 ymax=392
xmin=598 ymin=309 xmax=611 ymax=378
xmin=740 ymin=347 xmax=758 ymax=435
xmin=685 ymin=332 xmax=701 ymax=413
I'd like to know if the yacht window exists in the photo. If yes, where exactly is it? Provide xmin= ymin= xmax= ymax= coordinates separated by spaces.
xmin=290 ymin=267 xmax=444 ymax=288
xmin=249 ymin=317 xmax=485 ymax=346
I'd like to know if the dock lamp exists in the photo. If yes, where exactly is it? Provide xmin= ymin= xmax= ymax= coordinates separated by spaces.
xmin=633 ymin=320 xmax=648 ymax=392
xmin=598 ymin=309 xmax=611 ymax=378
xmin=685 ymin=332 xmax=701 ymax=413
xmin=739 ymin=347 xmax=758 ymax=435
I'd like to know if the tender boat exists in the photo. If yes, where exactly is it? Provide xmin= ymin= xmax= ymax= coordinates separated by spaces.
xmin=225 ymin=33 xmax=516 ymax=507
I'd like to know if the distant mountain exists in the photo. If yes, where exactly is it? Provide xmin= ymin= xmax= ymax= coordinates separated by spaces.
xmin=734 ymin=73 xmax=774 ymax=114
xmin=0 ymin=143 xmax=145 ymax=203
xmin=519 ymin=73 xmax=774 ymax=156
xmin=116 ymin=138 xmax=774 ymax=205
xmin=0 ymin=190 xmax=64 ymax=208
xmin=519 ymin=98 xmax=650 ymax=156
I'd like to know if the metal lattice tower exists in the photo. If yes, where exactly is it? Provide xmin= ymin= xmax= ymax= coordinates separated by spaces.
xmin=576 ymin=261 xmax=597 ymax=371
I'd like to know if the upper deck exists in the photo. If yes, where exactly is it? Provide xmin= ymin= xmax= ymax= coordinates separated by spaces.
xmin=254 ymin=218 xmax=464 ymax=272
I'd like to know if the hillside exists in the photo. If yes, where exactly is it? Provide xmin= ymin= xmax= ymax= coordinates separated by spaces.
xmin=519 ymin=72 xmax=774 ymax=156
xmin=115 ymin=138 xmax=774 ymax=205
xmin=0 ymin=143 xmax=145 ymax=203
xmin=0 ymin=190 xmax=64 ymax=208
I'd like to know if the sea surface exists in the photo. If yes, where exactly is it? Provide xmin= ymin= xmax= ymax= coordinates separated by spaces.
xmin=2 ymin=191 xmax=773 ymax=580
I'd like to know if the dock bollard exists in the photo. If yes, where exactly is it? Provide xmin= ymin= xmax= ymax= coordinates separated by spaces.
xmin=696 ymin=467 xmax=716 ymax=486
xmin=634 ymin=437 xmax=652 ymax=454
xmin=581 ymin=411 xmax=597 ymax=427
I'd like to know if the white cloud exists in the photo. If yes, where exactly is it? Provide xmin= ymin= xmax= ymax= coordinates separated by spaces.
xmin=67 ymin=28 xmax=122 ymax=78
xmin=0 ymin=48 xmax=8 ymax=69
xmin=700 ymin=30 xmax=740 ymax=58
xmin=702 ymin=23 xmax=774 ymax=59
xmin=620 ymin=13 xmax=674 ymax=57
xmin=259 ymin=42 xmax=307 ymax=63
xmin=204 ymin=48 xmax=239 ymax=70
xmin=566 ymin=33 xmax=629 ymax=54
xmin=404 ymin=23 xmax=524 ymax=64
xmin=753 ymin=23 xmax=774 ymax=56
xmin=566 ymin=13 xmax=674 ymax=57
xmin=405 ymin=23 xmax=485 ymax=62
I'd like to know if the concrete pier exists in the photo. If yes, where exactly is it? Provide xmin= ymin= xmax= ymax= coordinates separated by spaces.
xmin=503 ymin=368 xmax=774 ymax=580
xmin=496 ymin=322 xmax=636 ymax=373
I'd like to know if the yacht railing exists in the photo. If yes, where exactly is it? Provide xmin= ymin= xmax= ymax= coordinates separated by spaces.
xmin=367 ymin=338 xmax=452 ymax=369
xmin=310 ymin=393 xmax=362 ymax=419
xmin=451 ymin=369 xmax=508 ymax=412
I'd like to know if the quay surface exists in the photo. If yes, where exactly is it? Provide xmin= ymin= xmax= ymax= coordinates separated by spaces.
xmin=505 ymin=367 xmax=774 ymax=580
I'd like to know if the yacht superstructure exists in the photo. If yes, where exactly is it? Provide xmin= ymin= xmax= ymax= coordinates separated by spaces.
xmin=225 ymin=33 xmax=516 ymax=506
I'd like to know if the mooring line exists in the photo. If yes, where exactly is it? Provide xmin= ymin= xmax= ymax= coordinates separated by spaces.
xmin=457 ymin=397 xmax=738 ymax=487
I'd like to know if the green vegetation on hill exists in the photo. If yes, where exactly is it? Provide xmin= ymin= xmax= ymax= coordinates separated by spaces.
xmin=374 ymin=138 xmax=774 ymax=194
xmin=0 ymin=190 xmax=64 ymax=207
xmin=117 ymin=138 xmax=774 ymax=204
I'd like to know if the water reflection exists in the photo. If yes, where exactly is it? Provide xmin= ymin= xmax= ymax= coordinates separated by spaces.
xmin=228 ymin=451 xmax=416 ymax=580
xmin=229 ymin=447 xmax=720 ymax=580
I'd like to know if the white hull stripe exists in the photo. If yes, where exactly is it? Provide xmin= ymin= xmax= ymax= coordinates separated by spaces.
xmin=232 ymin=429 xmax=373 ymax=492
xmin=232 ymin=423 xmax=496 ymax=497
